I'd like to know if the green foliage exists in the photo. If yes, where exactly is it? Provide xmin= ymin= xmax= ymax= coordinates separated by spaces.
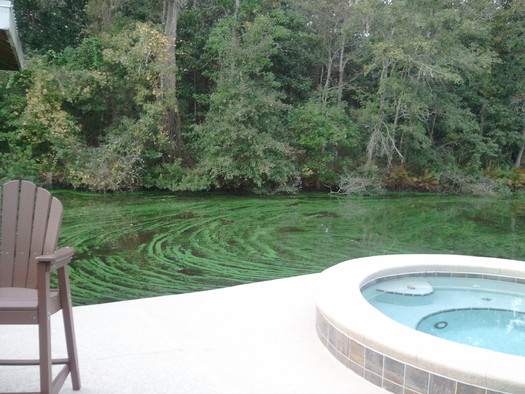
xmin=1 ymin=22 xmax=172 ymax=190
xmin=351 ymin=0 xmax=499 ymax=170
xmin=3 ymin=59 xmax=83 ymax=180
xmin=507 ymin=169 xmax=525 ymax=191
xmin=193 ymin=15 xmax=297 ymax=193
xmin=0 ymin=152 xmax=40 ymax=185
xmin=385 ymin=165 xmax=439 ymax=192
xmin=289 ymin=96 xmax=357 ymax=187
xmin=265 ymin=6 xmax=320 ymax=103
xmin=485 ymin=167 xmax=525 ymax=192
xmin=435 ymin=164 xmax=511 ymax=196
xmin=14 ymin=0 xmax=88 ymax=53
xmin=3 ymin=0 xmax=525 ymax=194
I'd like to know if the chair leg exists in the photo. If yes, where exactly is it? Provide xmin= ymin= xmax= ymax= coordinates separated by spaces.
xmin=58 ymin=268 xmax=81 ymax=390
xmin=38 ymin=318 xmax=53 ymax=394
xmin=38 ymin=264 xmax=53 ymax=394
xmin=62 ymin=301 xmax=81 ymax=390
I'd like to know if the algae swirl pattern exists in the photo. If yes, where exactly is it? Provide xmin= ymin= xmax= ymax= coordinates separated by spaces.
xmin=55 ymin=192 xmax=525 ymax=305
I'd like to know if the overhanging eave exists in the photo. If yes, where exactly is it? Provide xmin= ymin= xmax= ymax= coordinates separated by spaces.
xmin=0 ymin=1 xmax=24 ymax=71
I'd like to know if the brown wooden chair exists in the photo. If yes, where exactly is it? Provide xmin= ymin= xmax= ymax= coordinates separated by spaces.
xmin=0 ymin=180 xmax=80 ymax=393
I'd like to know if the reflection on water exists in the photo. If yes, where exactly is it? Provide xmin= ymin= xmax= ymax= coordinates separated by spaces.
xmin=55 ymin=191 xmax=525 ymax=305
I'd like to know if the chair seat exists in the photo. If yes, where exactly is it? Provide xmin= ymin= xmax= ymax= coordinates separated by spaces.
xmin=0 ymin=287 xmax=60 ymax=309
xmin=0 ymin=287 xmax=37 ymax=309
xmin=0 ymin=287 xmax=61 ymax=324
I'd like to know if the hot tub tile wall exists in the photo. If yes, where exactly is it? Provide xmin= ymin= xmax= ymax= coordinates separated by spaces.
xmin=384 ymin=357 xmax=405 ymax=386
xmin=316 ymin=309 xmax=506 ymax=394
xmin=406 ymin=365 xmax=430 ymax=393
xmin=430 ymin=375 xmax=456 ymax=394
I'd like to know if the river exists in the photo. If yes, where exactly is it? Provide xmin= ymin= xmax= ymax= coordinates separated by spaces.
xmin=55 ymin=191 xmax=525 ymax=305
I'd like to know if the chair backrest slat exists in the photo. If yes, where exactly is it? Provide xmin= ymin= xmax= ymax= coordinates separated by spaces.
xmin=43 ymin=197 xmax=62 ymax=255
xmin=0 ymin=181 xmax=20 ymax=287
xmin=27 ymin=186 xmax=54 ymax=288
xmin=0 ymin=180 xmax=63 ymax=289
xmin=12 ymin=181 xmax=38 ymax=287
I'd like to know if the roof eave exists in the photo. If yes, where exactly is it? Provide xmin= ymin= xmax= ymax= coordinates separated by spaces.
xmin=0 ymin=1 xmax=24 ymax=71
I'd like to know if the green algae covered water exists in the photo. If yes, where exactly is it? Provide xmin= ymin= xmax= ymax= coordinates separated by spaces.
xmin=54 ymin=191 xmax=525 ymax=305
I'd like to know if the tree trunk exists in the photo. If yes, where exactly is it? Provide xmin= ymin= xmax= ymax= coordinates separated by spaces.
xmin=161 ymin=0 xmax=192 ymax=165
xmin=479 ymin=101 xmax=486 ymax=136
xmin=234 ymin=0 xmax=240 ymax=16
xmin=365 ymin=58 xmax=390 ymax=167
xmin=515 ymin=128 xmax=525 ymax=168
xmin=337 ymin=38 xmax=345 ymax=104
xmin=321 ymin=53 xmax=333 ymax=104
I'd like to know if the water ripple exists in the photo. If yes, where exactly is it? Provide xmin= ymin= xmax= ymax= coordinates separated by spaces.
xmin=55 ymin=192 xmax=525 ymax=305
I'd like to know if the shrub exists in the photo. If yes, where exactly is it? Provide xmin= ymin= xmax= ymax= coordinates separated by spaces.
xmin=335 ymin=166 xmax=385 ymax=196
xmin=385 ymin=165 xmax=440 ymax=192
xmin=0 ymin=152 xmax=40 ymax=185
xmin=437 ymin=165 xmax=511 ymax=196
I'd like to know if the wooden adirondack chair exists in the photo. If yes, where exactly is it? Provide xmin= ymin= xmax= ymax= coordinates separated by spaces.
xmin=0 ymin=180 xmax=80 ymax=393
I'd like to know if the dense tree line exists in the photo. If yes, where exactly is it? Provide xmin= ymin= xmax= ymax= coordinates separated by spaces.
xmin=1 ymin=0 xmax=524 ymax=194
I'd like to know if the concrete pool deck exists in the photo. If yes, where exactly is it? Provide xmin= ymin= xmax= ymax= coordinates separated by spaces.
xmin=0 ymin=273 xmax=385 ymax=393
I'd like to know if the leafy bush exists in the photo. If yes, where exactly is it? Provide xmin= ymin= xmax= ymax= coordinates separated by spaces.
xmin=192 ymin=15 xmax=297 ymax=194
xmin=289 ymin=96 xmax=357 ymax=188
xmin=503 ymin=168 xmax=525 ymax=191
xmin=466 ymin=177 xmax=511 ymax=197
xmin=66 ymin=132 xmax=144 ymax=192
xmin=143 ymin=162 xmax=213 ymax=192
xmin=385 ymin=165 xmax=439 ymax=192
xmin=437 ymin=165 xmax=511 ymax=196
xmin=0 ymin=152 xmax=40 ymax=185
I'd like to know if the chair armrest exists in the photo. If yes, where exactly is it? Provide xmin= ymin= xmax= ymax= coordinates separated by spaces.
xmin=36 ymin=247 xmax=75 ymax=271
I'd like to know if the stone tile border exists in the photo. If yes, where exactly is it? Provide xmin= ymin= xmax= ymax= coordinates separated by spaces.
xmin=316 ymin=308 xmax=505 ymax=394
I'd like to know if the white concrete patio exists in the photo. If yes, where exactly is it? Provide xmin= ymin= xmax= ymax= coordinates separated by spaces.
xmin=0 ymin=274 xmax=385 ymax=393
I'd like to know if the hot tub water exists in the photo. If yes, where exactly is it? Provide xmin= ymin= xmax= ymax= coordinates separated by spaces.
xmin=362 ymin=275 xmax=525 ymax=356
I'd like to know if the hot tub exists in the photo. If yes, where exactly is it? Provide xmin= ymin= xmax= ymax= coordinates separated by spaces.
xmin=315 ymin=254 xmax=525 ymax=394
